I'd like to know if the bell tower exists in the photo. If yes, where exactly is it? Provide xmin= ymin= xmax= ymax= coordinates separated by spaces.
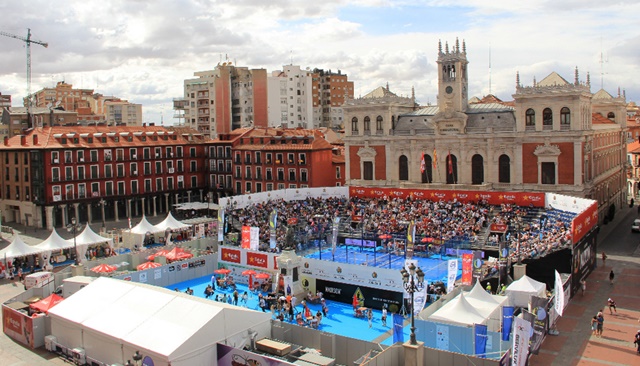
xmin=437 ymin=38 xmax=469 ymax=113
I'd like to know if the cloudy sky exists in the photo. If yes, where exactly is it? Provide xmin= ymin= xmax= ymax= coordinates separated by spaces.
xmin=1 ymin=0 xmax=638 ymax=124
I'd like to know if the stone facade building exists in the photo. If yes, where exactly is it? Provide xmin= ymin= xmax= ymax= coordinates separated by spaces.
xmin=343 ymin=39 xmax=627 ymax=223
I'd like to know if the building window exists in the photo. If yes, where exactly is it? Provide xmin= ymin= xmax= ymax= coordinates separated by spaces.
xmin=351 ymin=117 xmax=358 ymax=132
xmin=607 ymin=112 xmax=615 ymax=120
xmin=399 ymin=155 xmax=408 ymax=181
xmin=51 ymin=151 xmax=59 ymax=163
xmin=376 ymin=116 xmax=383 ymax=131
xmin=560 ymin=107 xmax=570 ymax=125
xmin=543 ymin=108 xmax=553 ymax=125
xmin=277 ymin=168 xmax=284 ymax=181
xmin=364 ymin=116 xmax=370 ymax=131
xmin=90 ymin=150 xmax=98 ymax=162
xmin=541 ymin=162 xmax=555 ymax=184
xmin=90 ymin=165 xmax=99 ymax=179
xmin=288 ymin=153 xmax=295 ymax=164
xmin=65 ymin=166 xmax=73 ymax=181
xmin=266 ymin=183 xmax=273 ymax=191
xmin=105 ymin=165 xmax=113 ymax=178
xmin=77 ymin=151 xmax=85 ymax=162
xmin=266 ymin=168 xmax=273 ymax=180
xmin=245 ymin=182 xmax=252 ymax=193
xmin=499 ymin=155 xmax=510 ymax=183
xmin=446 ymin=154 xmax=458 ymax=184
xmin=64 ymin=151 xmax=73 ymax=163
xmin=131 ymin=180 xmax=139 ymax=194
xmin=105 ymin=181 xmax=113 ymax=196
xmin=156 ymin=178 xmax=163 ymax=191
xmin=422 ymin=155 xmax=432 ymax=183
xmin=525 ymin=109 xmax=535 ymax=126
xmin=91 ymin=182 xmax=99 ymax=197
xmin=156 ymin=161 xmax=162 ymax=174
xmin=104 ymin=149 xmax=113 ymax=162
xmin=471 ymin=154 xmax=484 ymax=185
xmin=144 ymin=179 xmax=152 ymax=192
xmin=363 ymin=162 xmax=373 ymax=180
xmin=117 ymin=181 xmax=125 ymax=195
xmin=288 ymin=169 xmax=296 ymax=181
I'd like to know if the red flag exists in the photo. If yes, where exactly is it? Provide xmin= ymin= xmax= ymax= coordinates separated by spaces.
xmin=447 ymin=151 xmax=453 ymax=175
xmin=433 ymin=148 xmax=437 ymax=168
xmin=420 ymin=152 xmax=426 ymax=174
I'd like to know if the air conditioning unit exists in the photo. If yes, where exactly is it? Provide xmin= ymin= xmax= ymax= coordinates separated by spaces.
xmin=132 ymin=154 xmax=137 ymax=159
xmin=44 ymin=335 xmax=57 ymax=352
xmin=168 ymin=168 xmax=175 ymax=173
xmin=71 ymin=347 xmax=86 ymax=365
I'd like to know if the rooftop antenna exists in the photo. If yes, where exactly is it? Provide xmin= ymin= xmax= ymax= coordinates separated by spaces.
xmin=599 ymin=37 xmax=608 ymax=90
xmin=290 ymin=50 xmax=293 ymax=65
xmin=488 ymin=43 xmax=492 ymax=95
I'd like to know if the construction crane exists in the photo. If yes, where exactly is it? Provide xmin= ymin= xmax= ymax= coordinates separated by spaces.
xmin=0 ymin=28 xmax=48 ymax=127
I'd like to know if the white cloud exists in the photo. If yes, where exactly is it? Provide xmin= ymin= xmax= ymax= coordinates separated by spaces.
xmin=1 ymin=0 xmax=639 ymax=124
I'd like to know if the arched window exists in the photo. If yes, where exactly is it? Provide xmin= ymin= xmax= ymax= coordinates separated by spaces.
xmin=543 ymin=108 xmax=553 ymax=125
xmin=560 ymin=107 xmax=570 ymax=125
xmin=499 ymin=155 xmax=510 ymax=183
xmin=446 ymin=154 xmax=458 ymax=184
xmin=351 ymin=117 xmax=358 ymax=132
xmin=422 ymin=155 xmax=433 ymax=183
xmin=364 ymin=116 xmax=371 ymax=132
xmin=376 ymin=116 xmax=383 ymax=131
xmin=399 ymin=155 xmax=408 ymax=181
xmin=525 ymin=109 xmax=535 ymax=126
xmin=607 ymin=112 xmax=615 ymax=120
xmin=471 ymin=154 xmax=484 ymax=185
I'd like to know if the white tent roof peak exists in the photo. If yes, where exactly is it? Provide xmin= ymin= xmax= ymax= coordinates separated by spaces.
xmin=35 ymin=229 xmax=74 ymax=252
xmin=508 ymin=275 xmax=546 ymax=292
xmin=74 ymin=224 xmax=114 ymax=246
xmin=428 ymin=292 xmax=486 ymax=326
xmin=0 ymin=235 xmax=42 ymax=259
xmin=129 ymin=215 xmax=162 ymax=235
xmin=467 ymin=280 xmax=500 ymax=304
xmin=154 ymin=212 xmax=189 ymax=231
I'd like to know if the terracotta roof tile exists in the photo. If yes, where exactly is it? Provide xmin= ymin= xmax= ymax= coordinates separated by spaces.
xmin=592 ymin=113 xmax=616 ymax=125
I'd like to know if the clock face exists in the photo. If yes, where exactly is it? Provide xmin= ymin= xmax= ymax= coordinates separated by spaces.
xmin=445 ymin=86 xmax=453 ymax=94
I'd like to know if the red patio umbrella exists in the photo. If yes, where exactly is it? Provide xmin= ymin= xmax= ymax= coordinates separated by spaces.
xmin=137 ymin=262 xmax=162 ymax=271
xmin=214 ymin=268 xmax=232 ymax=275
xmin=147 ymin=249 xmax=170 ymax=261
xmin=90 ymin=263 xmax=118 ymax=273
xmin=164 ymin=247 xmax=193 ymax=262
xmin=29 ymin=293 xmax=64 ymax=314
xmin=242 ymin=269 xmax=257 ymax=289
xmin=421 ymin=237 xmax=429 ymax=243
xmin=255 ymin=273 xmax=270 ymax=280
xmin=379 ymin=234 xmax=392 ymax=240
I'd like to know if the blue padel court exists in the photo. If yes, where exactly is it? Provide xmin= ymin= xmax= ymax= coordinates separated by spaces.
xmin=167 ymin=275 xmax=417 ymax=343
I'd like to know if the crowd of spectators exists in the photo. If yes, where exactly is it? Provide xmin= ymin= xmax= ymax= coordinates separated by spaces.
xmin=224 ymin=196 xmax=575 ymax=262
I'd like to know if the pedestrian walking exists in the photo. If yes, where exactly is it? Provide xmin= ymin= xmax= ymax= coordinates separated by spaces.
xmin=609 ymin=270 xmax=615 ymax=285
xmin=601 ymin=252 xmax=607 ymax=267
xmin=381 ymin=306 xmax=388 ymax=327
xmin=596 ymin=311 xmax=604 ymax=337
xmin=233 ymin=290 xmax=239 ymax=306
xmin=367 ymin=308 xmax=373 ymax=328
xmin=634 ymin=330 xmax=640 ymax=354
xmin=580 ymin=280 xmax=586 ymax=296
xmin=607 ymin=298 xmax=617 ymax=314
xmin=590 ymin=315 xmax=598 ymax=336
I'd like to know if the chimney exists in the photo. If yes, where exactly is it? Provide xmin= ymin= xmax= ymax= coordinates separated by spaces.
xmin=20 ymin=135 xmax=26 ymax=146
xmin=3 ymin=136 xmax=8 ymax=146
xmin=33 ymin=134 xmax=38 ymax=145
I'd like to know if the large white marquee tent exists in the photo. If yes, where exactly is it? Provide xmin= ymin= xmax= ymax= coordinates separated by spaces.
xmin=47 ymin=277 xmax=271 ymax=366
xmin=504 ymin=275 xmax=547 ymax=308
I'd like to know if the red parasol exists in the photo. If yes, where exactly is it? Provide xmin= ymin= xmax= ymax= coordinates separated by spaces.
xmin=379 ymin=234 xmax=392 ymax=240
xmin=421 ymin=237 xmax=429 ymax=243
xmin=352 ymin=294 xmax=359 ymax=308
xmin=147 ymin=249 xmax=169 ymax=261
xmin=29 ymin=293 xmax=63 ymax=314
xmin=242 ymin=269 xmax=257 ymax=289
xmin=164 ymin=247 xmax=193 ymax=262
xmin=214 ymin=268 xmax=232 ymax=275
xmin=255 ymin=273 xmax=270 ymax=280
xmin=90 ymin=263 xmax=117 ymax=273
xmin=137 ymin=262 xmax=162 ymax=271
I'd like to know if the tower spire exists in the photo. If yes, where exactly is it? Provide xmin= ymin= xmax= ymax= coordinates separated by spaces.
xmin=574 ymin=66 xmax=579 ymax=86
xmin=438 ymin=39 xmax=442 ymax=54
xmin=445 ymin=41 xmax=449 ymax=54
xmin=516 ymin=71 xmax=520 ymax=88
xmin=455 ymin=37 xmax=460 ymax=53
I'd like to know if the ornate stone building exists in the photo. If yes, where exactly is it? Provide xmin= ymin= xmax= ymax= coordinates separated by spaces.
xmin=343 ymin=39 xmax=627 ymax=223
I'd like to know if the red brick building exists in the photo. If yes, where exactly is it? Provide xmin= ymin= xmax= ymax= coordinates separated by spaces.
xmin=0 ymin=126 xmax=209 ymax=229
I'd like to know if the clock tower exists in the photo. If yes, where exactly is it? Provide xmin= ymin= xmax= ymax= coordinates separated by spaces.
xmin=434 ymin=38 xmax=469 ymax=135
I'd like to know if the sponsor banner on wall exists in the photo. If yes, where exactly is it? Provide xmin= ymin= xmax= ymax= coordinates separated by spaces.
xmin=529 ymin=296 xmax=549 ymax=354
xmin=250 ymin=226 xmax=260 ymax=250
xmin=572 ymin=230 xmax=596 ymax=296
xmin=220 ymin=248 xmax=241 ymax=264
xmin=2 ymin=306 xmax=34 ymax=348
xmin=447 ymin=259 xmax=458 ymax=293
xmin=349 ymin=186 xmax=546 ymax=208
xmin=269 ymin=209 xmax=277 ymax=249
xmin=511 ymin=316 xmax=532 ymax=366
xmin=472 ymin=251 xmax=484 ymax=283
xmin=241 ymin=226 xmax=251 ymax=249
xmin=436 ymin=324 xmax=449 ymax=350
xmin=301 ymin=258 xmax=402 ymax=293
xmin=154 ymin=268 xmax=161 ymax=280
xmin=315 ymin=278 xmax=402 ymax=309
xmin=570 ymin=202 xmax=598 ymax=244
xmin=247 ymin=251 xmax=269 ymax=269
xmin=217 ymin=343 xmax=296 ymax=366
xmin=554 ymin=270 xmax=565 ymax=317
xmin=283 ymin=275 xmax=293 ymax=296
xmin=217 ymin=209 xmax=224 ymax=242
xmin=461 ymin=253 xmax=473 ymax=285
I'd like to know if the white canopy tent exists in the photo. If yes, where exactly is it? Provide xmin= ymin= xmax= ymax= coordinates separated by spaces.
xmin=504 ymin=275 xmax=547 ymax=308
xmin=34 ymin=229 xmax=74 ymax=270
xmin=71 ymin=224 xmax=114 ymax=263
xmin=48 ymin=277 xmax=271 ymax=366
xmin=154 ymin=212 xmax=190 ymax=231
xmin=0 ymin=235 xmax=42 ymax=262
xmin=428 ymin=292 xmax=487 ymax=327
xmin=121 ymin=216 xmax=164 ymax=249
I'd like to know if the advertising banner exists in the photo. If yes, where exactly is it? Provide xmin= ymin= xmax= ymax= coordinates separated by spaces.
xmin=462 ymin=253 xmax=473 ymax=285
xmin=474 ymin=324 xmax=488 ymax=358
xmin=406 ymin=221 xmax=416 ymax=259
xmin=393 ymin=313 xmax=405 ymax=343
xmin=572 ymin=229 xmax=596 ymax=297
xmin=499 ymin=240 xmax=508 ymax=281
xmin=217 ymin=343 xmax=296 ymax=366
xmin=529 ymin=296 xmax=549 ymax=355
xmin=218 ymin=209 xmax=224 ymax=242
xmin=315 ymin=278 xmax=402 ymax=310
xmin=220 ymin=248 xmax=241 ymax=264
xmin=332 ymin=217 xmax=340 ymax=253
xmin=2 ymin=306 xmax=34 ymax=348
xmin=511 ymin=316 xmax=532 ymax=366
xmin=269 ymin=209 xmax=277 ymax=249
xmin=283 ymin=275 xmax=293 ymax=296
xmin=472 ymin=251 xmax=484 ymax=283
xmin=554 ymin=270 xmax=565 ymax=317
xmin=250 ymin=226 xmax=260 ymax=251
xmin=447 ymin=259 xmax=458 ymax=293
xmin=436 ymin=324 xmax=449 ymax=350
xmin=241 ymin=226 xmax=251 ymax=249
xmin=247 ymin=251 xmax=269 ymax=269
xmin=502 ymin=306 xmax=515 ymax=341
xmin=301 ymin=258 xmax=402 ymax=294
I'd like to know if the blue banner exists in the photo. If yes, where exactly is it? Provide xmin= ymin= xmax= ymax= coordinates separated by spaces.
xmin=502 ymin=306 xmax=514 ymax=341
xmin=393 ymin=313 xmax=404 ymax=343
xmin=474 ymin=324 xmax=488 ymax=358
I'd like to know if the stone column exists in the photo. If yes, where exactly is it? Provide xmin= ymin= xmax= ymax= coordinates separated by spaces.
xmin=45 ymin=206 xmax=54 ymax=231
xmin=153 ymin=196 xmax=157 ymax=216
xmin=141 ymin=197 xmax=146 ymax=217
xmin=187 ymin=191 xmax=191 ymax=203
xmin=73 ymin=203 xmax=80 ymax=224
xmin=60 ymin=204 xmax=67 ymax=227
xmin=114 ymin=200 xmax=119 ymax=222
xmin=199 ymin=189 xmax=203 ymax=202
xmin=574 ymin=141 xmax=582 ymax=186
xmin=100 ymin=201 xmax=106 ymax=227
xmin=127 ymin=199 xmax=132 ymax=219
xmin=87 ymin=204 xmax=92 ymax=224
xmin=403 ymin=341 xmax=424 ymax=366
xmin=165 ymin=193 xmax=170 ymax=214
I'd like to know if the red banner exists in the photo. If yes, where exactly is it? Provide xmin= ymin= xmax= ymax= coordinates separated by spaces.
xmin=247 ymin=251 xmax=268 ymax=268
xmin=241 ymin=226 xmax=251 ymax=249
xmin=490 ymin=224 xmax=508 ymax=233
xmin=220 ymin=248 xmax=241 ymax=264
xmin=2 ymin=306 xmax=34 ymax=348
xmin=462 ymin=253 xmax=473 ymax=285
xmin=349 ymin=186 xmax=546 ymax=207
xmin=571 ymin=202 xmax=598 ymax=244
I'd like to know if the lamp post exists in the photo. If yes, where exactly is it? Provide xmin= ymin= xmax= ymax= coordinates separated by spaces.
xmin=66 ymin=217 xmax=82 ymax=266
xmin=206 ymin=193 xmax=211 ymax=218
xmin=515 ymin=218 xmax=521 ymax=265
xmin=99 ymin=198 xmax=106 ymax=228
xmin=132 ymin=350 xmax=143 ymax=366
xmin=401 ymin=263 xmax=425 ymax=345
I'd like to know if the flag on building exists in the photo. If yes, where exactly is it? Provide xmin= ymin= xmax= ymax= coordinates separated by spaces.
xmin=447 ymin=151 xmax=453 ymax=175
xmin=420 ymin=152 xmax=426 ymax=174
xmin=433 ymin=148 xmax=437 ymax=168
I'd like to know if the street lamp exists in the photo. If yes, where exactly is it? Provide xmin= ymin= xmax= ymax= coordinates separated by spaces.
xmin=401 ymin=263 xmax=425 ymax=345
xmin=514 ymin=218 xmax=522 ymax=265
xmin=66 ymin=217 xmax=82 ymax=266
xmin=132 ymin=350 xmax=143 ymax=366
xmin=206 ymin=193 xmax=211 ymax=217
xmin=98 ymin=198 xmax=106 ymax=228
